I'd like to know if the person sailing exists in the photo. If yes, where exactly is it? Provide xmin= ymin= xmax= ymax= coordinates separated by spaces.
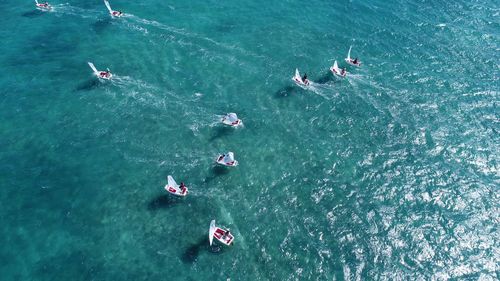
xmin=222 ymin=229 xmax=231 ymax=240
xmin=302 ymin=73 xmax=309 ymax=84
xmin=179 ymin=182 xmax=187 ymax=193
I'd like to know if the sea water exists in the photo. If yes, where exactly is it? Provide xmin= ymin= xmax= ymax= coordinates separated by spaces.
xmin=0 ymin=0 xmax=498 ymax=280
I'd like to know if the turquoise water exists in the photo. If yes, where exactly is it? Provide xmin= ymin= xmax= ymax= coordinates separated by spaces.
xmin=1 ymin=0 xmax=499 ymax=280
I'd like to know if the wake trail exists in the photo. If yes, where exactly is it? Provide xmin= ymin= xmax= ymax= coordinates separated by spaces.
xmin=124 ymin=15 xmax=266 ymax=61
xmin=50 ymin=4 xmax=102 ymax=19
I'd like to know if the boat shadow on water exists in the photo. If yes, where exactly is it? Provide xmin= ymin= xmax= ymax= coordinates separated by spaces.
xmin=181 ymin=236 xmax=228 ymax=263
xmin=274 ymin=85 xmax=300 ymax=98
xmin=314 ymin=72 xmax=335 ymax=84
xmin=181 ymin=236 xmax=205 ymax=263
xmin=22 ymin=10 xmax=44 ymax=18
xmin=147 ymin=194 xmax=182 ymax=211
xmin=203 ymin=165 xmax=231 ymax=184
xmin=75 ymin=79 xmax=102 ymax=91
xmin=91 ymin=18 xmax=113 ymax=34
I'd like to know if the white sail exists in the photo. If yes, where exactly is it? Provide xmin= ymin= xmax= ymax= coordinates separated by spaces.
xmin=333 ymin=60 xmax=339 ymax=71
xmin=35 ymin=0 xmax=39 ymax=5
xmin=167 ymin=175 xmax=179 ymax=190
xmin=222 ymin=113 xmax=241 ymax=126
xmin=226 ymin=113 xmax=238 ymax=123
xmin=104 ymin=0 xmax=113 ymax=13
xmin=295 ymin=68 xmax=300 ymax=79
xmin=88 ymin=62 xmax=99 ymax=74
xmin=224 ymin=152 xmax=235 ymax=163
xmin=209 ymin=220 xmax=216 ymax=246
xmin=347 ymin=46 xmax=352 ymax=61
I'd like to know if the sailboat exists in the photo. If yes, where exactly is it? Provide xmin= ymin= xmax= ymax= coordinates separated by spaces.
xmin=209 ymin=220 xmax=234 ymax=246
xmin=35 ymin=0 xmax=51 ymax=10
xmin=292 ymin=68 xmax=310 ymax=86
xmin=88 ymin=62 xmax=112 ymax=80
xmin=221 ymin=113 xmax=242 ymax=127
xmin=345 ymin=46 xmax=361 ymax=66
xmin=104 ymin=0 xmax=123 ymax=17
xmin=216 ymin=152 xmax=238 ymax=167
xmin=164 ymin=175 xmax=188 ymax=196
xmin=330 ymin=60 xmax=346 ymax=77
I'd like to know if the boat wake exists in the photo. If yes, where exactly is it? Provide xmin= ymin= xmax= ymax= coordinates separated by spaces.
xmin=110 ymin=75 xmax=157 ymax=91
xmin=50 ymin=4 xmax=102 ymax=19
xmin=122 ymin=15 xmax=264 ymax=60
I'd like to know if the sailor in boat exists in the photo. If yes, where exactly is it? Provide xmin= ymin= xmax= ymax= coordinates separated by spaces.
xmin=302 ymin=73 xmax=309 ymax=84
xmin=222 ymin=229 xmax=231 ymax=240
xmin=353 ymin=58 xmax=359 ymax=65
xmin=100 ymin=71 xmax=111 ymax=78
xmin=179 ymin=182 xmax=187 ymax=193
xmin=341 ymin=68 xmax=347 ymax=76
xmin=217 ymin=154 xmax=225 ymax=162
xmin=37 ymin=1 xmax=50 ymax=8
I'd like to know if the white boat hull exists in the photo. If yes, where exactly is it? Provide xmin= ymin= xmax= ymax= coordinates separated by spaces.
xmin=165 ymin=184 xmax=188 ymax=196
xmin=222 ymin=119 xmax=242 ymax=127
xmin=213 ymin=227 xmax=234 ymax=246
xmin=36 ymin=4 xmax=51 ymax=10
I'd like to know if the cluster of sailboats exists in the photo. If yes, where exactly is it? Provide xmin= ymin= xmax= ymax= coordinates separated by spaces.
xmin=164 ymin=113 xmax=241 ymax=246
xmin=293 ymin=46 xmax=362 ymax=86
xmin=36 ymin=0 xmax=239 ymax=248
xmin=34 ymin=0 xmax=363 ymax=248
xmin=35 ymin=0 xmax=237 ymax=248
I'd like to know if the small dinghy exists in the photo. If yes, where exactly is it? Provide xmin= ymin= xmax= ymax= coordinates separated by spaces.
xmin=292 ymin=68 xmax=310 ymax=86
xmin=88 ymin=62 xmax=112 ymax=80
xmin=104 ymin=0 xmax=123 ymax=17
xmin=164 ymin=175 xmax=188 ymax=197
xmin=216 ymin=152 xmax=238 ymax=167
xmin=221 ymin=113 xmax=242 ymax=127
xmin=35 ymin=0 xmax=51 ymax=10
xmin=330 ymin=60 xmax=347 ymax=78
xmin=209 ymin=220 xmax=234 ymax=246
xmin=345 ymin=46 xmax=361 ymax=67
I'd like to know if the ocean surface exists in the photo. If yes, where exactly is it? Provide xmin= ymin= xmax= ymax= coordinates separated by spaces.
xmin=0 ymin=0 xmax=498 ymax=280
